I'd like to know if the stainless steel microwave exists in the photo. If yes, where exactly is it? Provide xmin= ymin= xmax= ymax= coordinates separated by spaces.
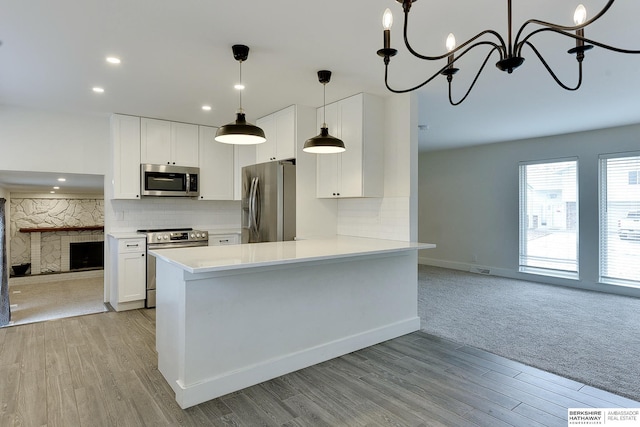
xmin=141 ymin=164 xmax=199 ymax=197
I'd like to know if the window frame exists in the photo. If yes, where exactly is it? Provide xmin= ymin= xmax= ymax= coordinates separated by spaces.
xmin=598 ymin=151 xmax=640 ymax=288
xmin=518 ymin=157 xmax=579 ymax=280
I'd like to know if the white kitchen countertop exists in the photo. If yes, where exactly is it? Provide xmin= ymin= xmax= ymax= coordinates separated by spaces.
xmin=150 ymin=235 xmax=435 ymax=274
xmin=107 ymin=232 xmax=145 ymax=239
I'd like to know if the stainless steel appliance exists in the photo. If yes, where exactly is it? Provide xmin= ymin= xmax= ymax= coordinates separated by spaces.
xmin=138 ymin=228 xmax=209 ymax=308
xmin=141 ymin=164 xmax=199 ymax=197
xmin=242 ymin=160 xmax=296 ymax=243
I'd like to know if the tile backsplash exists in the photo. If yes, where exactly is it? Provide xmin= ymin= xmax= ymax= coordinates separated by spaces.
xmin=106 ymin=198 xmax=241 ymax=232
xmin=337 ymin=197 xmax=410 ymax=241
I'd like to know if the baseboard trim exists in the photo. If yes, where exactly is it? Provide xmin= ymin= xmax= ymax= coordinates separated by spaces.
xmin=174 ymin=317 xmax=420 ymax=409
xmin=418 ymin=257 xmax=640 ymax=298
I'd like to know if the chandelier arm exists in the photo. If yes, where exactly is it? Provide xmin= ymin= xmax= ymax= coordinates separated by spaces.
xmin=515 ymin=26 xmax=640 ymax=57
xmin=402 ymin=8 xmax=506 ymax=61
xmin=513 ymin=0 xmax=615 ymax=49
xmin=383 ymin=42 xmax=499 ymax=94
xmin=383 ymin=62 xmax=448 ymax=94
xmin=449 ymin=47 xmax=501 ymax=106
xmin=524 ymin=41 xmax=583 ymax=91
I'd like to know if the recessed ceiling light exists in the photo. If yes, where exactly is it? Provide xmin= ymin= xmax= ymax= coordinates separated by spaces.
xmin=50 ymin=191 xmax=55 ymax=194
xmin=202 ymin=105 xmax=212 ymax=111
xmin=234 ymin=84 xmax=245 ymax=90
xmin=92 ymin=87 xmax=105 ymax=93
xmin=106 ymin=56 xmax=121 ymax=64
xmin=57 ymin=178 xmax=66 ymax=182
xmin=53 ymin=186 xmax=60 ymax=190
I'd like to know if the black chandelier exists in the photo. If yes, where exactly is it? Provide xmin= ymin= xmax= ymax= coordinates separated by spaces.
xmin=377 ymin=0 xmax=640 ymax=105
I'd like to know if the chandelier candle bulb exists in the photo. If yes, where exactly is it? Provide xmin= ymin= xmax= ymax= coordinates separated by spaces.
xmin=383 ymin=8 xmax=393 ymax=49
xmin=574 ymin=4 xmax=586 ymax=50
xmin=446 ymin=33 xmax=456 ymax=67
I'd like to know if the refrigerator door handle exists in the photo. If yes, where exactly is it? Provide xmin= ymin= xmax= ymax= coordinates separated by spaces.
xmin=251 ymin=177 xmax=260 ymax=237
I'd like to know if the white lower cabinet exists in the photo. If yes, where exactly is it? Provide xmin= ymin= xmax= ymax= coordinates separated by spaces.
xmin=209 ymin=233 xmax=240 ymax=246
xmin=109 ymin=236 xmax=146 ymax=311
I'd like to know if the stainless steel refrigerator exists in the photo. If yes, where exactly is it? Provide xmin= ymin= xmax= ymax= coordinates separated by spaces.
xmin=242 ymin=160 xmax=296 ymax=243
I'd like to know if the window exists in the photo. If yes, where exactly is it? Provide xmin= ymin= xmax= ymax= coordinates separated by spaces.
xmin=600 ymin=153 xmax=640 ymax=287
xmin=519 ymin=159 xmax=578 ymax=278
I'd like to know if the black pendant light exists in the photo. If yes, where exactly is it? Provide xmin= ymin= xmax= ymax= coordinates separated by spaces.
xmin=303 ymin=70 xmax=345 ymax=154
xmin=215 ymin=44 xmax=266 ymax=145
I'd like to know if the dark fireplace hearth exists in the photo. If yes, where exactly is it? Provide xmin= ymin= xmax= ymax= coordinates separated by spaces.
xmin=70 ymin=241 xmax=104 ymax=270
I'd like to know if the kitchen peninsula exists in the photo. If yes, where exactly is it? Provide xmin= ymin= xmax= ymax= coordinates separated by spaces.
xmin=150 ymin=235 xmax=435 ymax=409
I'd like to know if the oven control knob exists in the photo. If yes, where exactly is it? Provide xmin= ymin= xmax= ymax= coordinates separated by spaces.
xmin=163 ymin=234 xmax=169 ymax=240
xmin=190 ymin=233 xmax=195 ymax=238
xmin=156 ymin=235 xmax=162 ymax=241
xmin=196 ymin=233 xmax=201 ymax=238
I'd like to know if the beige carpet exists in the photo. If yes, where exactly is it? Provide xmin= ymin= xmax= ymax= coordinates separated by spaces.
xmin=418 ymin=264 xmax=640 ymax=402
xmin=6 ymin=273 xmax=108 ymax=327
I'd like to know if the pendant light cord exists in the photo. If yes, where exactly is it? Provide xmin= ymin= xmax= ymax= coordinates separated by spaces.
xmin=322 ymin=82 xmax=326 ymax=127
xmin=238 ymin=61 xmax=243 ymax=112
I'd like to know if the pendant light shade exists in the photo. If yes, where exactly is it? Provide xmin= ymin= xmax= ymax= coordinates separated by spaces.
xmin=303 ymin=70 xmax=345 ymax=154
xmin=215 ymin=112 xmax=265 ymax=145
xmin=215 ymin=45 xmax=265 ymax=145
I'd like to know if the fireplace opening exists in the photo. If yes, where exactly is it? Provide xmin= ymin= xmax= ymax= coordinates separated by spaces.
xmin=70 ymin=241 xmax=104 ymax=270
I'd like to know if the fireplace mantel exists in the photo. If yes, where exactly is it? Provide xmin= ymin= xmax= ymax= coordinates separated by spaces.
xmin=19 ymin=225 xmax=104 ymax=233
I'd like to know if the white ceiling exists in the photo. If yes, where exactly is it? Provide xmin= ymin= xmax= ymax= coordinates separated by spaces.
xmin=1 ymin=0 xmax=640 ymax=192
xmin=0 ymin=170 xmax=103 ymax=194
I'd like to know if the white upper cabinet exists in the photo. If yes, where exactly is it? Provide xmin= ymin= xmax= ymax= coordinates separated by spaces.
xmin=141 ymin=118 xmax=199 ymax=167
xmin=198 ymin=126 xmax=235 ymax=200
xmin=110 ymin=114 xmax=141 ymax=200
xmin=255 ymin=105 xmax=296 ymax=163
xmin=234 ymin=145 xmax=256 ymax=201
xmin=316 ymin=93 xmax=384 ymax=198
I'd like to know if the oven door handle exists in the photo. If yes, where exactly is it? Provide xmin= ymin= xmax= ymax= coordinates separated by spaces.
xmin=147 ymin=242 xmax=208 ymax=250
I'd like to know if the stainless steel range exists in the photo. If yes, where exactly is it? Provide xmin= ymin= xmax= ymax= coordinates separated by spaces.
xmin=138 ymin=228 xmax=209 ymax=308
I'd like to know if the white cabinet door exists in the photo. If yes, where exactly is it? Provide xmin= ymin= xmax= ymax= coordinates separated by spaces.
xmin=336 ymin=94 xmax=364 ymax=197
xmin=275 ymin=105 xmax=296 ymax=160
xmin=234 ymin=145 xmax=256 ymax=201
xmin=172 ymin=122 xmax=199 ymax=167
xmin=198 ymin=126 xmax=234 ymax=200
xmin=315 ymin=93 xmax=382 ymax=199
xmin=117 ymin=250 xmax=146 ymax=303
xmin=316 ymin=103 xmax=340 ymax=197
xmin=141 ymin=118 xmax=199 ymax=166
xmin=255 ymin=105 xmax=296 ymax=163
xmin=141 ymin=118 xmax=171 ymax=165
xmin=256 ymin=114 xmax=276 ymax=163
xmin=111 ymin=114 xmax=141 ymax=200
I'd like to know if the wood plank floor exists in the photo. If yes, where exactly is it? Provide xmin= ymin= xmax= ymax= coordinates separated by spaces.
xmin=8 ymin=273 xmax=107 ymax=326
xmin=0 ymin=309 xmax=637 ymax=426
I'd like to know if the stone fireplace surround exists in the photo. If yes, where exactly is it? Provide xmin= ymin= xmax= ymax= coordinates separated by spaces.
xmin=26 ymin=228 xmax=104 ymax=275
xmin=10 ymin=197 xmax=105 ymax=275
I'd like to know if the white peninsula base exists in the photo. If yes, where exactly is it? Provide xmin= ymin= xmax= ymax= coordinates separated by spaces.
xmin=153 ymin=236 xmax=433 ymax=409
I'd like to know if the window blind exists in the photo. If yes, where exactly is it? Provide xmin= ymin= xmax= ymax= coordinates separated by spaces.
xmin=599 ymin=153 xmax=640 ymax=287
xmin=519 ymin=159 xmax=578 ymax=277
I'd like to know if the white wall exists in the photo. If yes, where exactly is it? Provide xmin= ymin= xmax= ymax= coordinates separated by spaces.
xmin=418 ymin=123 xmax=640 ymax=297
xmin=337 ymin=93 xmax=418 ymax=242
xmin=0 ymin=105 xmax=109 ymax=175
